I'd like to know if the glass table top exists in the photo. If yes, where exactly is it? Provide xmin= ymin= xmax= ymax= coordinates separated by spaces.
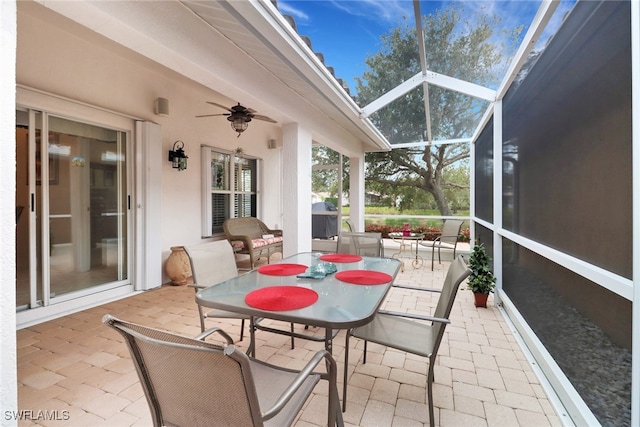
xmin=196 ymin=252 xmax=401 ymax=329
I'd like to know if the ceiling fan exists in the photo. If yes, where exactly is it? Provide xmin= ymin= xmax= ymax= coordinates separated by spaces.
xmin=196 ymin=102 xmax=276 ymax=137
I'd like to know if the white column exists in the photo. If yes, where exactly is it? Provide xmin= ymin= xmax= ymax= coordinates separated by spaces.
xmin=135 ymin=121 xmax=162 ymax=290
xmin=1 ymin=0 xmax=17 ymax=423
xmin=349 ymin=154 xmax=365 ymax=231
xmin=630 ymin=1 xmax=640 ymax=424
xmin=282 ymin=123 xmax=312 ymax=256
xmin=493 ymin=100 xmax=503 ymax=302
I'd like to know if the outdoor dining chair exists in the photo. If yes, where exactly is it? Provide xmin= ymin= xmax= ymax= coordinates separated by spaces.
xmin=419 ymin=219 xmax=464 ymax=270
xmin=103 ymin=315 xmax=343 ymax=427
xmin=343 ymin=255 xmax=471 ymax=425
xmin=186 ymin=240 xmax=298 ymax=348
xmin=185 ymin=240 xmax=250 ymax=340
xmin=337 ymin=231 xmax=384 ymax=257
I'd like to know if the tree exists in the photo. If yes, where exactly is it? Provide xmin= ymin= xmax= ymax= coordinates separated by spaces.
xmin=357 ymin=5 xmax=522 ymax=216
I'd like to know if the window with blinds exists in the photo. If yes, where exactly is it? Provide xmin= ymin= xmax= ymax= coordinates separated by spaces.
xmin=202 ymin=147 xmax=260 ymax=236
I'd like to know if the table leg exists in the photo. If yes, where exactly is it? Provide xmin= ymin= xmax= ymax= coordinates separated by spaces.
xmin=325 ymin=326 xmax=333 ymax=354
xmin=247 ymin=316 xmax=256 ymax=357
xmin=411 ymin=237 xmax=424 ymax=269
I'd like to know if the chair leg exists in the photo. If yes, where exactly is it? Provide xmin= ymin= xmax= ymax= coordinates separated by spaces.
xmin=248 ymin=317 xmax=256 ymax=358
xmin=290 ymin=323 xmax=295 ymax=349
xmin=427 ymin=362 xmax=436 ymax=427
xmin=431 ymin=244 xmax=436 ymax=271
xmin=198 ymin=305 xmax=206 ymax=332
xmin=363 ymin=340 xmax=368 ymax=364
xmin=239 ymin=319 xmax=245 ymax=341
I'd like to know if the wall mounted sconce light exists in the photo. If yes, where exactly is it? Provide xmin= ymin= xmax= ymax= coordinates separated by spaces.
xmin=168 ymin=140 xmax=188 ymax=171
xmin=154 ymin=97 xmax=169 ymax=116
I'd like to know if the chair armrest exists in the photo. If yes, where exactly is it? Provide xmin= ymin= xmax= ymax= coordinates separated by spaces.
xmin=262 ymin=226 xmax=283 ymax=237
xmin=392 ymin=284 xmax=442 ymax=293
xmin=194 ymin=327 xmax=234 ymax=344
xmin=377 ymin=309 xmax=451 ymax=324
xmin=270 ymin=229 xmax=283 ymax=237
xmin=418 ymin=235 xmax=459 ymax=247
xmin=225 ymin=233 xmax=253 ymax=248
xmin=260 ymin=349 xmax=336 ymax=421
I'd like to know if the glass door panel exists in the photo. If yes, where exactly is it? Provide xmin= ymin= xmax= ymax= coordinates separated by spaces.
xmin=47 ymin=116 xmax=128 ymax=298
xmin=16 ymin=109 xmax=129 ymax=311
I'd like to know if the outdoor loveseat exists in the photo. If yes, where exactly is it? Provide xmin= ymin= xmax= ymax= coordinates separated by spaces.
xmin=223 ymin=217 xmax=283 ymax=269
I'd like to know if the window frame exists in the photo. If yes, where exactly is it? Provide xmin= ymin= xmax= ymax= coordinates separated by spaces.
xmin=201 ymin=146 xmax=261 ymax=237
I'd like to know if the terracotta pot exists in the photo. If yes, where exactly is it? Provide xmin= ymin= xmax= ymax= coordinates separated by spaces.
xmin=473 ymin=292 xmax=489 ymax=308
xmin=165 ymin=246 xmax=192 ymax=286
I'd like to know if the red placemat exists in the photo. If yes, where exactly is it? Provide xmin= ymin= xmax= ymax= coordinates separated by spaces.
xmin=335 ymin=270 xmax=393 ymax=285
xmin=319 ymin=254 xmax=362 ymax=263
xmin=245 ymin=286 xmax=318 ymax=311
xmin=257 ymin=263 xmax=308 ymax=276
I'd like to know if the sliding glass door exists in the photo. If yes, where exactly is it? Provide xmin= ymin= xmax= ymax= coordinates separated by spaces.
xmin=16 ymin=109 xmax=130 ymax=310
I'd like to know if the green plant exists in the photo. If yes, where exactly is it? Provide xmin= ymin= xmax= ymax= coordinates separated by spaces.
xmin=467 ymin=244 xmax=496 ymax=295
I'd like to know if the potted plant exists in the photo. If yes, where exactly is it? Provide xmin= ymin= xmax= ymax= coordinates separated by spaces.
xmin=467 ymin=244 xmax=496 ymax=307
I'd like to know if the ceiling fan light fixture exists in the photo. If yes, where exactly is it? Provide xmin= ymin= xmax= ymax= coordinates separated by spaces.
xmin=230 ymin=116 xmax=249 ymax=136
xmin=197 ymin=102 xmax=275 ymax=137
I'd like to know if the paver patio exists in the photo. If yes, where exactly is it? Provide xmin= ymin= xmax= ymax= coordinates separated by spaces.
xmin=17 ymin=253 xmax=564 ymax=426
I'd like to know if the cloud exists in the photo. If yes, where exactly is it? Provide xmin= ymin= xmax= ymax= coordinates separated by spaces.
xmin=277 ymin=1 xmax=310 ymax=22
xmin=327 ymin=0 xmax=414 ymax=25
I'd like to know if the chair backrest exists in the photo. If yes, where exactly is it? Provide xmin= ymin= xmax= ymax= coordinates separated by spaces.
xmin=337 ymin=232 xmax=384 ymax=257
xmin=103 ymin=315 xmax=264 ymax=427
xmin=429 ymin=255 xmax=471 ymax=355
xmin=223 ymin=217 xmax=268 ymax=239
xmin=185 ymin=240 xmax=238 ymax=287
xmin=439 ymin=219 xmax=464 ymax=245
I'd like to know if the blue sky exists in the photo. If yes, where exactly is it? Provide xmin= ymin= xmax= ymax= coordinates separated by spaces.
xmin=278 ymin=1 xmax=574 ymax=94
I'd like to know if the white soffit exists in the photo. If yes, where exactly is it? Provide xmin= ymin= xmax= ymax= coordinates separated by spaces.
xmin=33 ymin=0 xmax=391 ymax=153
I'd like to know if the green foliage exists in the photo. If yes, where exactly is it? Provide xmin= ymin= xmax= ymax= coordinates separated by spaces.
xmin=311 ymin=146 xmax=346 ymax=197
xmin=364 ymin=223 xmax=470 ymax=242
xmin=324 ymin=197 xmax=338 ymax=207
xmin=355 ymin=4 xmax=522 ymax=216
xmin=467 ymin=244 xmax=496 ymax=294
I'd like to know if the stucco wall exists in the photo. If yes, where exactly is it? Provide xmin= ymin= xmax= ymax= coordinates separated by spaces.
xmin=16 ymin=3 xmax=284 ymax=284
xmin=1 ymin=0 xmax=17 ymax=422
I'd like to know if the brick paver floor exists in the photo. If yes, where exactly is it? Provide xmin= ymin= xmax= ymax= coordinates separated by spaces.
xmin=17 ymin=253 xmax=564 ymax=426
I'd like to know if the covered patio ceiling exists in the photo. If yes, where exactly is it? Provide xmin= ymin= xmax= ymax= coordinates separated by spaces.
xmin=35 ymin=0 xmax=570 ymax=153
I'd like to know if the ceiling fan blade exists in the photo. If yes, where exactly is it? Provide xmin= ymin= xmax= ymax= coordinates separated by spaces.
xmin=206 ymin=101 xmax=233 ymax=112
xmin=195 ymin=113 xmax=229 ymax=118
xmin=252 ymin=114 xmax=277 ymax=123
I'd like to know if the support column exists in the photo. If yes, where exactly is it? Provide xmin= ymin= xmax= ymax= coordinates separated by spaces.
xmin=630 ymin=1 xmax=640 ymax=424
xmin=493 ymin=100 xmax=503 ymax=303
xmin=1 ymin=0 xmax=17 ymax=420
xmin=349 ymin=154 xmax=365 ymax=231
xmin=282 ymin=123 xmax=312 ymax=256
xmin=135 ymin=121 xmax=162 ymax=291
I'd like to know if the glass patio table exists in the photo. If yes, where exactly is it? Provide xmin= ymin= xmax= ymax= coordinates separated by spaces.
xmin=195 ymin=252 xmax=401 ymax=356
